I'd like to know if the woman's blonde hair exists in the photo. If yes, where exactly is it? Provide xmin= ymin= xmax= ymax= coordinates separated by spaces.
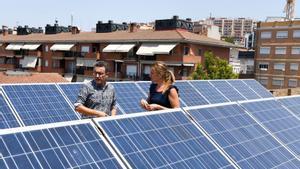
xmin=152 ymin=62 xmax=175 ymax=93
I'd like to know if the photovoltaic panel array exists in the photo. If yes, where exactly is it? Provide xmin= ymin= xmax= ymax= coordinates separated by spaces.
xmin=209 ymin=80 xmax=246 ymax=102
xmin=2 ymin=84 xmax=79 ymax=126
xmin=189 ymin=81 xmax=229 ymax=104
xmin=278 ymin=96 xmax=300 ymax=118
xmin=0 ymin=121 xmax=125 ymax=169
xmin=185 ymin=103 xmax=300 ymax=168
xmin=242 ymin=79 xmax=273 ymax=98
xmin=174 ymin=81 xmax=209 ymax=106
xmin=96 ymin=109 xmax=236 ymax=169
xmin=57 ymin=83 xmax=83 ymax=104
xmin=227 ymin=80 xmax=261 ymax=100
xmin=0 ymin=92 xmax=20 ymax=129
xmin=240 ymin=99 xmax=300 ymax=157
xmin=136 ymin=81 xmax=151 ymax=94
xmin=111 ymin=82 xmax=147 ymax=114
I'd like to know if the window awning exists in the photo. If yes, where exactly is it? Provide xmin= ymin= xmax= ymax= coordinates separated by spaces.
xmin=5 ymin=44 xmax=24 ymax=50
xmin=136 ymin=43 xmax=177 ymax=56
xmin=21 ymin=44 xmax=41 ymax=50
xmin=50 ymin=44 xmax=74 ymax=51
xmin=103 ymin=44 xmax=135 ymax=52
xmin=20 ymin=56 xmax=38 ymax=68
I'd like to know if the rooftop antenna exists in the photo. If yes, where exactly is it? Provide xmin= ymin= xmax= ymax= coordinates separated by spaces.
xmin=71 ymin=14 xmax=73 ymax=26
xmin=284 ymin=0 xmax=296 ymax=20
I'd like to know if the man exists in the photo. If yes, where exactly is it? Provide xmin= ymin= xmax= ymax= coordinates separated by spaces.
xmin=74 ymin=61 xmax=116 ymax=118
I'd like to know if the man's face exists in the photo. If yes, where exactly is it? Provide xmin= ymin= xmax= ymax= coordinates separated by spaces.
xmin=93 ymin=66 xmax=106 ymax=84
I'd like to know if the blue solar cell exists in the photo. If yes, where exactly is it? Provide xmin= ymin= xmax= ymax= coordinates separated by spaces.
xmin=175 ymin=81 xmax=209 ymax=106
xmin=241 ymin=99 xmax=300 ymax=157
xmin=227 ymin=80 xmax=261 ymax=100
xmin=209 ymin=80 xmax=246 ymax=101
xmin=278 ymin=96 xmax=300 ymax=118
xmin=0 ymin=121 xmax=124 ymax=169
xmin=112 ymin=82 xmax=147 ymax=114
xmin=2 ymin=84 xmax=79 ymax=126
xmin=185 ymin=103 xmax=300 ymax=168
xmin=97 ymin=110 xmax=235 ymax=169
xmin=0 ymin=92 xmax=20 ymax=129
xmin=57 ymin=83 xmax=83 ymax=104
xmin=136 ymin=81 xmax=151 ymax=94
xmin=189 ymin=80 xmax=229 ymax=104
xmin=242 ymin=79 xmax=273 ymax=98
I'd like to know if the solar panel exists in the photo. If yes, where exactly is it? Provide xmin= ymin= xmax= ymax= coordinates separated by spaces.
xmin=0 ymin=120 xmax=125 ymax=169
xmin=57 ymin=83 xmax=83 ymax=104
xmin=189 ymin=80 xmax=229 ymax=104
xmin=185 ymin=103 xmax=300 ymax=168
xmin=0 ymin=91 xmax=20 ymax=129
xmin=209 ymin=80 xmax=246 ymax=102
xmin=242 ymin=79 xmax=273 ymax=98
xmin=96 ymin=109 xmax=236 ymax=169
xmin=111 ymin=82 xmax=147 ymax=114
xmin=2 ymin=84 xmax=79 ymax=126
xmin=278 ymin=96 xmax=300 ymax=118
xmin=227 ymin=80 xmax=261 ymax=100
xmin=175 ymin=81 xmax=209 ymax=106
xmin=135 ymin=81 xmax=151 ymax=94
xmin=240 ymin=99 xmax=300 ymax=157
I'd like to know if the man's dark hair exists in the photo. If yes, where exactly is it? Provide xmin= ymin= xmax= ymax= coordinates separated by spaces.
xmin=94 ymin=61 xmax=107 ymax=69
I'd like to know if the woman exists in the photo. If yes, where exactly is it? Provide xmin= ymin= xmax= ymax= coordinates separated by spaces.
xmin=141 ymin=62 xmax=180 ymax=111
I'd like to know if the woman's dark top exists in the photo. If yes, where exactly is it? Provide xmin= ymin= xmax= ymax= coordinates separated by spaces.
xmin=148 ymin=83 xmax=179 ymax=108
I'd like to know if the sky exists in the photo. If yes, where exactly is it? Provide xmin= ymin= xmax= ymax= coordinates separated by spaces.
xmin=0 ymin=0 xmax=299 ymax=31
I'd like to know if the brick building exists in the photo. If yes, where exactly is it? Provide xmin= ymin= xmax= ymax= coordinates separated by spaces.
xmin=255 ymin=20 xmax=300 ymax=89
xmin=0 ymin=17 xmax=235 ymax=82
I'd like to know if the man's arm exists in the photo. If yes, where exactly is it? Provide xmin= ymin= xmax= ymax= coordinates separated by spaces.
xmin=75 ymin=105 xmax=107 ymax=117
xmin=110 ymin=87 xmax=117 ymax=116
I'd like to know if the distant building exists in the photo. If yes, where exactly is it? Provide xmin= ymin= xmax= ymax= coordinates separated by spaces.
xmin=204 ymin=17 xmax=256 ymax=45
xmin=193 ymin=20 xmax=221 ymax=40
xmin=0 ymin=16 xmax=236 ymax=82
xmin=255 ymin=20 xmax=300 ymax=89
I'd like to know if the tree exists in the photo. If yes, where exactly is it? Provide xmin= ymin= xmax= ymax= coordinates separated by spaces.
xmin=190 ymin=51 xmax=238 ymax=80
xmin=224 ymin=37 xmax=235 ymax=44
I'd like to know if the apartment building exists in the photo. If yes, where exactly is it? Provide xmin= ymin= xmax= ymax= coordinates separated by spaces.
xmin=206 ymin=17 xmax=256 ymax=45
xmin=0 ymin=17 xmax=235 ymax=82
xmin=255 ymin=20 xmax=300 ymax=89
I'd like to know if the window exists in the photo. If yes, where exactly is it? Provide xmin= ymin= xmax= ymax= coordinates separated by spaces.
xmin=198 ymin=49 xmax=202 ymax=55
xmin=184 ymin=47 xmax=190 ymax=55
xmin=272 ymin=78 xmax=284 ymax=86
xmin=52 ymin=60 xmax=60 ymax=68
xmin=81 ymin=46 xmax=90 ymax=53
xmin=259 ymin=47 xmax=270 ymax=55
xmin=257 ymin=77 xmax=268 ymax=85
xmin=44 ymin=60 xmax=48 ymax=67
xmin=260 ymin=32 xmax=271 ymax=39
xmin=6 ymin=58 xmax=14 ymax=64
xmin=288 ymin=79 xmax=298 ymax=87
xmin=274 ymin=63 xmax=285 ymax=71
xmin=258 ymin=62 xmax=269 ymax=70
xmin=0 ymin=57 xmax=5 ymax=64
xmin=275 ymin=47 xmax=286 ymax=55
xmin=293 ymin=30 xmax=300 ymax=38
xmin=290 ymin=63 xmax=298 ymax=71
xmin=276 ymin=31 xmax=288 ymax=38
xmin=126 ymin=65 xmax=137 ymax=76
xmin=291 ymin=47 xmax=300 ymax=54
xmin=45 ymin=45 xmax=49 ymax=52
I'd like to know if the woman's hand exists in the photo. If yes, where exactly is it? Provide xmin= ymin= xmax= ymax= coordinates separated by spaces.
xmin=140 ymin=99 xmax=149 ymax=109
xmin=147 ymin=104 xmax=162 ymax=111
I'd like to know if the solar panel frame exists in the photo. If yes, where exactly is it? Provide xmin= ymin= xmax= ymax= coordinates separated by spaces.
xmin=0 ymin=89 xmax=22 ymax=129
xmin=95 ymin=109 xmax=238 ymax=169
xmin=110 ymin=81 xmax=148 ymax=114
xmin=242 ymin=79 xmax=273 ymax=98
xmin=209 ymin=80 xmax=247 ymax=102
xmin=184 ymin=102 xmax=300 ymax=168
xmin=1 ymin=83 xmax=80 ymax=126
xmin=0 ymin=119 xmax=127 ymax=169
xmin=239 ymin=98 xmax=300 ymax=159
xmin=189 ymin=80 xmax=230 ymax=104
xmin=226 ymin=79 xmax=262 ymax=100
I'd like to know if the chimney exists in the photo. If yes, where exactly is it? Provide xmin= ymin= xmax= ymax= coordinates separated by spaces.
xmin=186 ymin=18 xmax=192 ymax=22
xmin=71 ymin=26 xmax=80 ymax=34
xmin=129 ymin=23 xmax=138 ymax=33
xmin=173 ymin=15 xmax=179 ymax=20
xmin=2 ymin=25 xmax=8 ymax=36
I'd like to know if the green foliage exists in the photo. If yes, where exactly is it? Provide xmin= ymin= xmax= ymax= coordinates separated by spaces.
xmin=224 ymin=37 xmax=235 ymax=44
xmin=189 ymin=51 xmax=238 ymax=80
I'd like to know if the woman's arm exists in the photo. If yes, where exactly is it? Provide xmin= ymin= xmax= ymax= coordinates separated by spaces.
xmin=168 ymin=88 xmax=180 ymax=108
